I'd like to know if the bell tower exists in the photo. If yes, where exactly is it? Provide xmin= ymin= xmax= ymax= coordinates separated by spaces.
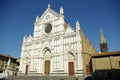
xmin=100 ymin=28 xmax=108 ymax=52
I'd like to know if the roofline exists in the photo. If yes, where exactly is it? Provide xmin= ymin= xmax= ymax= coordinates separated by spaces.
xmin=92 ymin=51 xmax=120 ymax=58
xmin=0 ymin=54 xmax=18 ymax=60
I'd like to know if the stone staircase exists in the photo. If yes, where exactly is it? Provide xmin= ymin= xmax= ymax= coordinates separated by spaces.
xmin=7 ymin=76 xmax=84 ymax=80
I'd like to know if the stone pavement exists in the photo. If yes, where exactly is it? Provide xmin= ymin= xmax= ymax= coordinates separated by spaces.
xmin=7 ymin=76 xmax=84 ymax=80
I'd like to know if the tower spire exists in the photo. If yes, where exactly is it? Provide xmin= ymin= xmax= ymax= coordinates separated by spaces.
xmin=100 ymin=28 xmax=106 ymax=43
xmin=100 ymin=28 xmax=108 ymax=52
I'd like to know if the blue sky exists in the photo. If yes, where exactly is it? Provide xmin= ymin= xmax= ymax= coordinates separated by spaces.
xmin=0 ymin=0 xmax=120 ymax=58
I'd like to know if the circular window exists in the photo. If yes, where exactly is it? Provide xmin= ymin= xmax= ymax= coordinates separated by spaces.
xmin=45 ymin=24 xmax=52 ymax=33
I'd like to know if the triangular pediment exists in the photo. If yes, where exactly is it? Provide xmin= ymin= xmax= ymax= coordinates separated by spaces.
xmin=36 ymin=7 xmax=59 ymax=24
xmin=65 ymin=24 xmax=75 ymax=34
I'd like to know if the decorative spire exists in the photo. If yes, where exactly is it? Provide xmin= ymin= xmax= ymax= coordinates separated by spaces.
xmin=23 ymin=35 xmax=26 ymax=42
xmin=76 ymin=20 xmax=80 ymax=30
xmin=60 ymin=6 xmax=64 ymax=14
xmin=59 ymin=6 xmax=64 ymax=18
xmin=48 ymin=4 xmax=50 ymax=8
xmin=100 ymin=28 xmax=108 ymax=52
xmin=36 ymin=15 xmax=39 ymax=22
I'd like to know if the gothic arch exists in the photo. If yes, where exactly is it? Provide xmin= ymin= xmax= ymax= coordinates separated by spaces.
xmin=64 ymin=52 xmax=75 ymax=61
xmin=40 ymin=46 xmax=53 ymax=56
xmin=67 ymin=52 xmax=74 ymax=62
xmin=42 ymin=47 xmax=51 ymax=60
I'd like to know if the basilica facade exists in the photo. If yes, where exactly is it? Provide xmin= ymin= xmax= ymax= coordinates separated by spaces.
xmin=19 ymin=5 xmax=96 ymax=76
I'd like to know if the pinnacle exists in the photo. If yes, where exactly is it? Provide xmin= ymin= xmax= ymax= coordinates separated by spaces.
xmin=48 ymin=4 xmax=50 ymax=8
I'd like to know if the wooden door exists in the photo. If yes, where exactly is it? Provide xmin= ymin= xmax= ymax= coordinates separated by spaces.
xmin=86 ymin=66 xmax=91 ymax=75
xmin=25 ymin=65 xmax=28 ymax=75
xmin=44 ymin=61 xmax=50 ymax=75
xmin=68 ymin=62 xmax=74 ymax=75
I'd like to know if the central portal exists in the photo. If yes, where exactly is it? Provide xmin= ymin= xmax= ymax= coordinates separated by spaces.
xmin=43 ymin=47 xmax=51 ymax=75
xmin=44 ymin=61 xmax=50 ymax=75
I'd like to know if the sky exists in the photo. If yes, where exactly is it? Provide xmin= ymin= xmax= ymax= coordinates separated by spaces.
xmin=0 ymin=0 xmax=120 ymax=58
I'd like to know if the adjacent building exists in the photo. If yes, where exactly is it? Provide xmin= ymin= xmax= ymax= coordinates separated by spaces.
xmin=92 ymin=51 xmax=120 ymax=79
xmin=79 ymin=29 xmax=120 ymax=79
xmin=92 ymin=29 xmax=120 ymax=79
xmin=0 ymin=54 xmax=19 ymax=76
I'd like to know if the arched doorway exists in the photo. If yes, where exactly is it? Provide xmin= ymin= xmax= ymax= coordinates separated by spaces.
xmin=43 ymin=47 xmax=51 ymax=75
xmin=68 ymin=53 xmax=74 ymax=76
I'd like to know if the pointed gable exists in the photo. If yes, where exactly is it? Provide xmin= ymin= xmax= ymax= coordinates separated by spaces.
xmin=36 ymin=6 xmax=59 ymax=24
xmin=65 ymin=23 xmax=75 ymax=34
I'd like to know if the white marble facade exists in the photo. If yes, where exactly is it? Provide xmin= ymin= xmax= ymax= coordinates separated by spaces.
xmin=19 ymin=5 xmax=84 ymax=76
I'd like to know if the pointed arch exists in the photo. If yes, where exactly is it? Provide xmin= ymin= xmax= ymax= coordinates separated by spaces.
xmin=67 ymin=52 xmax=74 ymax=62
xmin=39 ymin=46 xmax=53 ymax=57
xmin=41 ymin=47 xmax=51 ymax=55
xmin=65 ymin=51 xmax=75 ymax=61
xmin=42 ymin=47 xmax=51 ymax=60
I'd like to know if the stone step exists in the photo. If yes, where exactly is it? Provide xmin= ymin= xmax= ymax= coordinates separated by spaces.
xmin=7 ymin=76 xmax=84 ymax=80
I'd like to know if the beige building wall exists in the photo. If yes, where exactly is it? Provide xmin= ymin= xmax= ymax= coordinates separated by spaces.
xmin=79 ymin=29 xmax=97 ymax=75
xmin=92 ymin=57 xmax=111 ymax=72
xmin=111 ymin=56 xmax=120 ymax=69
xmin=92 ymin=56 xmax=120 ymax=71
